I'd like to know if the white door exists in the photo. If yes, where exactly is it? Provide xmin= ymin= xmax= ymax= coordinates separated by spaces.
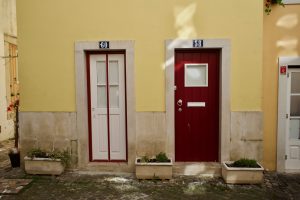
xmin=89 ymin=53 xmax=126 ymax=161
xmin=286 ymin=69 xmax=300 ymax=169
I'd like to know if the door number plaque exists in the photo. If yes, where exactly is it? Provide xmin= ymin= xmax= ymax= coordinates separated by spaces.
xmin=99 ymin=41 xmax=110 ymax=49
xmin=193 ymin=40 xmax=203 ymax=48
xmin=280 ymin=66 xmax=287 ymax=75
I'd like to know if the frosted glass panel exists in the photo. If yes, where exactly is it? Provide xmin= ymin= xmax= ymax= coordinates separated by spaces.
xmin=290 ymin=119 xmax=300 ymax=140
xmin=185 ymin=64 xmax=208 ymax=87
xmin=109 ymin=86 xmax=119 ymax=108
xmin=291 ymin=96 xmax=300 ymax=116
xmin=291 ymin=72 xmax=300 ymax=93
xmin=109 ymin=61 xmax=119 ymax=85
xmin=97 ymin=86 xmax=107 ymax=108
xmin=96 ymin=61 xmax=106 ymax=85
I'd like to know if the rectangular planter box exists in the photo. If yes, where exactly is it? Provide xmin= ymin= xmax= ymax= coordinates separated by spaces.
xmin=24 ymin=156 xmax=65 ymax=175
xmin=135 ymin=158 xmax=173 ymax=179
xmin=222 ymin=161 xmax=264 ymax=184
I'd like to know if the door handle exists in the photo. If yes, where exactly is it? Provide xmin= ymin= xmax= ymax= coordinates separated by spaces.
xmin=177 ymin=99 xmax=183 ymax=106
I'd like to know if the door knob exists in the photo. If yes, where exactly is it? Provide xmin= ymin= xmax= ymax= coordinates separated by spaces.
xmin=177 ymin=99 xmax=183 ymax=106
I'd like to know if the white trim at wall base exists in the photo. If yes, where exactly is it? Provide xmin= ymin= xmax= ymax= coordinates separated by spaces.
xmin=165 ymin=39 xmax=231 ymax=163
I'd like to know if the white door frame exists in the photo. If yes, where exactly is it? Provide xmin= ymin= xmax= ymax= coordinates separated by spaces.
xmin=75 ymin=41 xmax=136 ymax=170
xmin=165 ymin=39 xmax=231 ymax=162
xmin=277 ymin=57 xmax=300 ymax=172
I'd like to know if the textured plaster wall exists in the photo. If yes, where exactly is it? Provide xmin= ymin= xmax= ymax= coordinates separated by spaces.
xmin=230 ymin=112 xmax=263 ymax=162
xmin=17 ymin=0 xmax=263 ymax=112
xmin=19 ymin=112 xmax=77 ymax=166
xmin=136 ymin=112 xmax=166 ymax=157
xmin=263 ymin=4 xmax=300 ymax=171
xmin=0 ymin=0 xmax=16 ymax=140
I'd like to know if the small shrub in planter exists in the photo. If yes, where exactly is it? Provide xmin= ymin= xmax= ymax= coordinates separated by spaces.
xmin=155 ymin=152 xmax=171 ymax=163
xmin=25 ymin=148 xmax=70 ymax=175
xmin=226 ymin=158 xmax=260 ymax=168
xmin=136 ymin=152 xmax=172 ymax=180
xmin=222 ymin=158 xmax=264 ymax=184
xmin=136 ymin=152 xmax=171 ymax=164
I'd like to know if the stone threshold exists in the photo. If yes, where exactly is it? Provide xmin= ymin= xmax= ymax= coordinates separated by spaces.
xmin=173 ymin=162 xmax=221 ymax=177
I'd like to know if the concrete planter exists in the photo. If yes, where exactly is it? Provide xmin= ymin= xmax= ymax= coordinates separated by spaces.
xmin=24 ymin=156 xmax=65 ymax=175
xmin=135 ymin=158 xmax=173 ymax=179
xmin=221 ymin=161 xmax=264 ymax=184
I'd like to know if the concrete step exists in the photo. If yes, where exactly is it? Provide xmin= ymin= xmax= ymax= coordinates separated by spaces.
xmin=173 ymin=162 xmax=221 ymax=177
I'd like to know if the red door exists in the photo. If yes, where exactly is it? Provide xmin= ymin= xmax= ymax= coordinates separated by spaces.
xmin=175 ymin=49 xmax=220 ymax=162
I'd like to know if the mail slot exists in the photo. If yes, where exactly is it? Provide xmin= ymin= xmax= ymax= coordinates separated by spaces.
xmin=187 ymin=102 xmax=205 ymax=107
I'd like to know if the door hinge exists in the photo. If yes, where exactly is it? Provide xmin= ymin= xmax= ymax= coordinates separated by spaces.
xmin=286 ymin=114 xmax=289 ymax=119
xmin=285 ymin=155 xmax=287 ymax=160
xmin=287 ymin=73 xmax=290 ymax=78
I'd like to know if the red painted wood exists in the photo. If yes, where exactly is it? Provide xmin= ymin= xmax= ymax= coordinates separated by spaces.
xmin=86 ymin=51 xmax=127 ymax=162
xmin=106 ymin=54 xmax=111 ymax=161
xmin=124 ymin=55 xmax=128 ymax=162
xmin=86 ymin=53 xmax=93 ymax=162
xmin=175 ymin=49 xmax=220 ymax=162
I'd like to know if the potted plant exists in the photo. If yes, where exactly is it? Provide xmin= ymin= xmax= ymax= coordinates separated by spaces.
xmin=24 ymin=148 xmax=70 ymax=175
xmin=135 ymin=152 xmax=173 ymax=180
xmin=8 ymin=99 xmax=20 ymax=168
xmin=222 ymin=158 xmax=264 ymax=184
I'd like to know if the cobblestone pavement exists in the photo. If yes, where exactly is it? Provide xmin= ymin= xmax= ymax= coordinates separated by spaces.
xmin=0 ymin=140 xmax=299 ymax=200
xmin=0 ymin=140 xmax=14 ymax=173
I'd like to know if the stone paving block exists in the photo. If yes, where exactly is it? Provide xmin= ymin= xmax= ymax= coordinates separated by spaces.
xmin=0 ymin=179 xmax=32 ymax=194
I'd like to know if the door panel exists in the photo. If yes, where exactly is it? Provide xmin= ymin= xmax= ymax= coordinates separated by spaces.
xmin=89 ymin=53 xmax=126 ymax=161
xmin=286 ymin=69 xmax=300 ymax=169
xmin=108 ymin=54 xmax=126 ymax=160
xmin=175 ymin=49 xmax=220 ymax=162
xmin=90 ymin=55 xmax=108 ymax=160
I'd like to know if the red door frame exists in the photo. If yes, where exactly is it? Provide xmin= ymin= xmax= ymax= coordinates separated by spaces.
xmin=174 ymin=49 xmax=220 ymax=162
xmin=85 ymin=50 xmax=128 ymax=162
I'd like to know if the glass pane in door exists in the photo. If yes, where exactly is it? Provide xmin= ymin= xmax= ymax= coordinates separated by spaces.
xmin=97 ymin=86 xmax=107 ymax=108
xmin=185 ymin=64 xmax=208 ymax=87
xmin=96 ymin=61 xmax=107 ymax=108
xmin=109 ymin=60 xmax=120 ymax=108
xmin=290 ymin=119 xmax=300 ymax=139
xmin=291 ymin=96 xmax=300 ymax=116
xmin=109 ymin=86 xmax=119 ymax=108
xmin=291 ymin=72 xmax=300 ymax=93
xmin=290 ymin=72 xmax=300 ymax=117
xmin=96 ymin=61 xmax=106 ymax=84
xmin=109 ymin=61 xmax=119 ymax=85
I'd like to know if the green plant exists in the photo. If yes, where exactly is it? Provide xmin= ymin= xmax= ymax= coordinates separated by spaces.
xmin=230 ymin=158 xmax=260 ymax=168
xmin=27 ymin=148 xmax=71 ymax=167
xmin=140 ymin=155 xmax=150 ymax=163
xmin=155 ymin=152 xmax=170 ymax=163
xmin=48 ymin=149 xmax=71 ymax=167
xmin=265 ymin=0 xmax=284 ymax=15
xmin=137 ymin=152 xmax=171 ymax=163
xmin=27 ymin=148 xmax=47 ymax=158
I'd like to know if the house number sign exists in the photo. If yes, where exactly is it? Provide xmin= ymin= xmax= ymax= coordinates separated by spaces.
xmin=193 ymin=40 xmax=203 ymax=48
xmin=280 ymin=66 xmax=287 ymax=75
xmin=99 ymin=41 xmax=110 ymax=49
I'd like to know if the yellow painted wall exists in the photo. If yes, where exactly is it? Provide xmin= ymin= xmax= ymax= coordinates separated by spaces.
xmin=263 ymin=4 xmax=300 ymax=170
xmin=17 ymin=0 xmax=263 ymax=112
